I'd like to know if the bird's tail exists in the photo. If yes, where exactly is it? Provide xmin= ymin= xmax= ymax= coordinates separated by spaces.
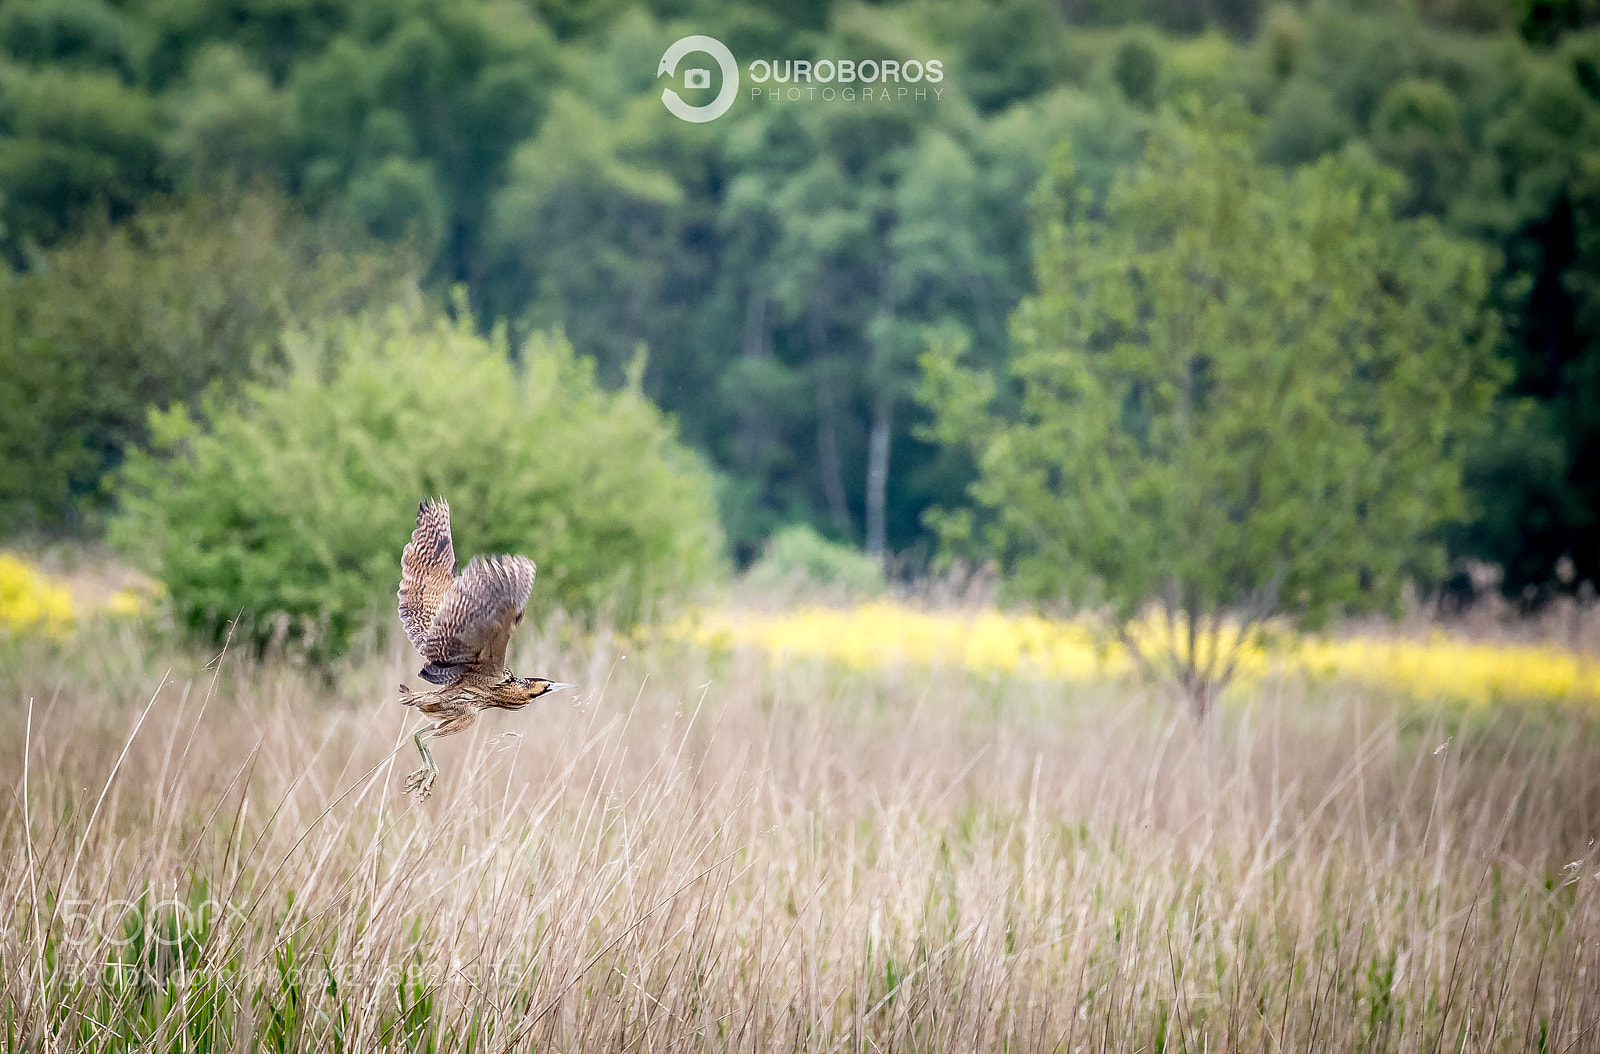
xmin=398 ymin=684 xmax=421 ymax=706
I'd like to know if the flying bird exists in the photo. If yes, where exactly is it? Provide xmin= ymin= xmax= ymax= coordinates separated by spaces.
xmin=396 ymin=497 xmax=572 ymax=799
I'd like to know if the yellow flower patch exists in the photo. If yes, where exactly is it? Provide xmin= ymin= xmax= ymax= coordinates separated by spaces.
xmin=0 ymin=553 xmax=161 ymax=638
xmin=0 ymin=553 xmax=76 ymax=639
xmin=669 ymin=602 xmax=1600 ymax=708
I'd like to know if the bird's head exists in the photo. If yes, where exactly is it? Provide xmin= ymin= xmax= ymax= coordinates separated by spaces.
xmin=507 ymin=677 xmax=574 ymax=708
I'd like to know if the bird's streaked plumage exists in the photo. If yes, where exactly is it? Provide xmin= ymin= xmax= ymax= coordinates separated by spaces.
xmin=397 ymin=497 xmax=456 ymax=653
xmin=395 ymin=497 xmax=571 ymax=800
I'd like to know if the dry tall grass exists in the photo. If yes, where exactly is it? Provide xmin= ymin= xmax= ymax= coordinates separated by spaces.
xmin=2 ymin=617 xmax=1597 ymax=1052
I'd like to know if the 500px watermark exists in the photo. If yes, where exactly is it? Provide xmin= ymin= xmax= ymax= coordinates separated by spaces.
xmin=48 ymin=961 xmax=461 ymax=989
xmin=52 ymin=898 xmax=245 ymax=946
xmin=658 ymin=35 xmax=945 ymax=122
xmin=45 ymin=960 xmax=576 ymax=996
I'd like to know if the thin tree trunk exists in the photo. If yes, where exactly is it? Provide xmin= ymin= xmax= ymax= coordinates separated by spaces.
xmin=736 ymin=281 xmax=769 ymax=470
xmin=865 ymin=392 xmax=892 ymax=558
xmin=810 ymin=297 xmax=852 ymax=537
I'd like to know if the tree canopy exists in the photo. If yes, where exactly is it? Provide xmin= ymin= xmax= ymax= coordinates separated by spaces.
xmin=2 ymin=0 xmax=1598 ymax=606
xmin=921 ymin=107 xmax=1503 ymax=711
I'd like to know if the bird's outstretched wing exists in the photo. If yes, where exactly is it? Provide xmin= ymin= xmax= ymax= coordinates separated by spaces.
xmin=397 ymin=498 xmax=456 ymax=653
xmin=417 ymin=554 xmax=536 ymax=685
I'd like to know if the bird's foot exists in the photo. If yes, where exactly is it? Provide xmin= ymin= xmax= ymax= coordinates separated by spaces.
xmin=404 ymin=765 xmax=438 ymax=801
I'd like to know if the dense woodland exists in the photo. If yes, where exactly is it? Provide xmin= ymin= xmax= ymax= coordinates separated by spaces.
xmin=3 ymin=0 xmax=1599 ymax=604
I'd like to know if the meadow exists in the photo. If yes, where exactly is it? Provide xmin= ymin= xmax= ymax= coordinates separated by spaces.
xmin=4 ymin=1 xmax=1597 ymax=1048
xmin=3 ymin=578 xmax=1599 ymax=1052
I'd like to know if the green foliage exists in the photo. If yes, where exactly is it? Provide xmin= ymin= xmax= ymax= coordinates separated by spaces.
xmin=1259 ymin=79 xmax=1353 ymax=167
xmin=744 ymin=524 xmax=885 ymax=597
xmin=164 ymin=45 xmax=294 ymax=192
xmin=0 ymin=193 xmax=414 ymax=531
xmin=1111 ymin=32 xmax=1163 ymax=108
xmin=0 ymin=0 xmax=143 ymax=79
xmin=109 ymin=304 xmax=724 ymax=653
xmin=0 ymin=62 xmax=161 ymax=247
xmin=345 ymin=155 xmax=445 ymax=256
xmin=484 ymin=90 xmax=686 ymax=375
xmin=1445 ymin=29 xmax=1600 ymax=599
xmin=0 ymin=0 xmax=1593 ymax=596
xmin=280 ymin=0 xmax=557 ymax=265
xmin=935 ymin=0 xmax=1071 ymax=113
xmin=1371 ymin=77 xmax=1466 ymax=215
xmin=921 ymin=106 xmax=1503 ymax=706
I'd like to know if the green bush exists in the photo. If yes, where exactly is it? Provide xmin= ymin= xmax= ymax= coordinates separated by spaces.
xmin=744 ymin=525 xmax=884 ymax=599
xmin=109 ymin=304 xmax=724 ymax=655
xmin=0 ymin=192 xmax=414 ymax=531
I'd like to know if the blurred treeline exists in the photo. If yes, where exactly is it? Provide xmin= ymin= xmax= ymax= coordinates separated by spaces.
xmin=1 ymin=0 xmax=1598 ymax=603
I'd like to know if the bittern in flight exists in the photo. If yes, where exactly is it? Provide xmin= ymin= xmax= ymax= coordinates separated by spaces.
xmin=396 ymin=497 xmax=572 ymax=799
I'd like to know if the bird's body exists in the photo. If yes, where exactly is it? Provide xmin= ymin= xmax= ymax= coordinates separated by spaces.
xmin=396 ymin=497 xmax=572 ymax=799
xmin=398 ymin=672 xmax=552 ymax=735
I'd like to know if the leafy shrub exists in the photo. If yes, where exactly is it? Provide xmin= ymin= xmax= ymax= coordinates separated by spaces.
xmin=110 ymin=304 xmax=724 ymax=655
xmin=744 ymin=525 xmax=884 ymax=599
xmin=0 ymin=192 xmax=415 ymax=531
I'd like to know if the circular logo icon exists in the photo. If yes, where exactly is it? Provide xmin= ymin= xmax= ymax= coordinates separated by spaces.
xmin=658 ymin=35 xmax=738 ymax=123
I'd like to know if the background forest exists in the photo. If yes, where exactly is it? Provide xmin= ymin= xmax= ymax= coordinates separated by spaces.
xmin=3 ymin=0 xmax=1599 ymax=608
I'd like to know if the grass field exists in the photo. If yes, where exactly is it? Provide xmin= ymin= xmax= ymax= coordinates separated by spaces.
xmin=3 ymin=613 xmax=1599 ymax=1052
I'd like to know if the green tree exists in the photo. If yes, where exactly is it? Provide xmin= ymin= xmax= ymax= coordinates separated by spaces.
xmin=110 ymin=303 xmax=723 ymax=655
xmin=0 ymin=0 xmax=144 ymax=80
xmin=1228 ymin=6 xmax=1600 ymax=601
xmin=706 ymin=57 xmax=1063 ymax=560
xmin=0 ymin=63 xmax=162 ymax=251
xmin=1448 ymin=32 xmax=1600 ymax=601
xmin=1370 ymin=77 xmax=1467 ymax=216
xmin=0 ymin=192 xmax=413 ymax=531
xmin=284 ymin=0 xmax=557 ymax=284
xmin=920 ymin=107 xmax=1502 ymax=716
xmin=933 ymin=0 xmax=1071 ymax=114
xmin=484 ymin=90 xmax=687 ymax=377
xmin=163 ymin=44 xmax=294 ymax=192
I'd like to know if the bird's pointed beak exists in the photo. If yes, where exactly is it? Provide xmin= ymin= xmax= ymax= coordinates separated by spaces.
xmin=546 ymin=682 xmax=575 ymax=694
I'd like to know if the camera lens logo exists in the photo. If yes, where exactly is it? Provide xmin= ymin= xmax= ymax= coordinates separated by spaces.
xmin=658 ymin=35 xmax=738 ymax=123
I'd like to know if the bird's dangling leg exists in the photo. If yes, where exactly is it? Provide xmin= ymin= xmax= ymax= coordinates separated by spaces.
xmin=404 ymin=727 xmax=439 ymax=800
